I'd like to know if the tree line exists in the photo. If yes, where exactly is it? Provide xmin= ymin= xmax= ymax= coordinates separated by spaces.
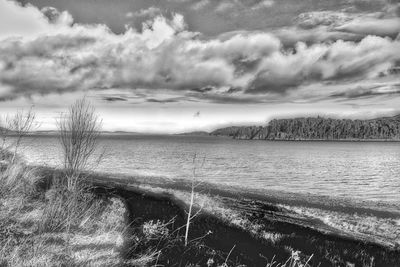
xmin=211 ymin=115 xmax=400 ymax=140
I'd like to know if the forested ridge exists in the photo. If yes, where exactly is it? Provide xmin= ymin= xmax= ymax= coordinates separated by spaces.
xmin=211 ymin=114 xmax=400 ymax=140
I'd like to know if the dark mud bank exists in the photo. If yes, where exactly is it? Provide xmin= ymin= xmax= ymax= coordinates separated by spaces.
xmin=95 ymin=185 xmax=274 ymax=266
xmin=94 ymin=184 xmax=400 ymax=267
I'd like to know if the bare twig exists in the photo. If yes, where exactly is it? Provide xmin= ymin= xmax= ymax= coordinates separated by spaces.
xmin=224 ymin=244 xmax=236 ymax=265
xmin=57 ymin=98 xmax=102 ymax=191
xmin=184 ymin=153 xmax=206 ymax=246
xmin=4 ymin=107 xmax=37 ymax=163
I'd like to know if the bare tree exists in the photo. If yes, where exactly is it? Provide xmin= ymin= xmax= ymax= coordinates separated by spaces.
xmin=58 ymin=98 xmax=102 ymax=191
xmin=5 ymin=108 xmax=37 ymax=163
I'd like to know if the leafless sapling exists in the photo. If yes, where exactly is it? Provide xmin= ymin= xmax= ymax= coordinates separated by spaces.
xmin=57 ymin=98 xmax=102 ymax=191
xmin=184 ymin=153 xmax=205 ymax=246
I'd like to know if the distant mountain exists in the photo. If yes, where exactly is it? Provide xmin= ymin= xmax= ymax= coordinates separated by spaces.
xmin=28 ymin=130 xmax=59 ymax=135
xmin=176 ymin=131 xmax=210 ymax=136
xmin=211 ymin=114 xmax=400 ymax=141
xmin=27 ymin=130 xmax=143 ymax=136
xmin=0 ymin=126 xmax=12 ymax=135
xmin=102 ymin=131 xmax=142 ymax=135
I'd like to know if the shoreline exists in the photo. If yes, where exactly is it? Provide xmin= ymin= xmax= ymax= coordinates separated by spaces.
xmin=82 ymin=169 xmax=400 ymax=219
xmin=12 ymin=132 xmax=400 ymax=142
xmin=37 ymin=167 xmax=400 ymax=248
xmin=5 ymin=164 xmax=400 ymax=266
xmin=212 ymin=136 xmax=400 ymax=142
xmin=83 ymin=170 xmax=400 ymax=266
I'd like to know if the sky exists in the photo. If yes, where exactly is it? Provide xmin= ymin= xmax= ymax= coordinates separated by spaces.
xmin=0 ymin=0 xmax=399 ymax=133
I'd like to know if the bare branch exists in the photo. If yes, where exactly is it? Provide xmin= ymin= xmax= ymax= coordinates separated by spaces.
xmin=184 ymin=153 xmax=206 ymax=247
xmin=57 ymin=98 xmax=102 ymax=191
xmin=4 ymin=107 xmax=37 ymax=163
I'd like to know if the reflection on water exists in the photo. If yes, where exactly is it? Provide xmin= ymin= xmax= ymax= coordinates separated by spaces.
xmin=19 ymin=134 xmax=400 ymax=204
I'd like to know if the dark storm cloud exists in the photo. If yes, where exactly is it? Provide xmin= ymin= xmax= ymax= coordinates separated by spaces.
xmin=190 ymin=87 xmax=213 ymax=93
xmin=187 ymin=92 xmax=274 ymax=104
xmin=103 ymin=96 xmax=128 ymax=102
xmin=329 ymin=83 xmax=400 ymax=100
xmin=146 ymin=98 xmax=182 ymax=103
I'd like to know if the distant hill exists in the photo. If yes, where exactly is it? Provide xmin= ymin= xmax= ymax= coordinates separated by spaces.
xmin=211 ymin=114 xmax=400 ymax=141
xmin=176 ymin=131 xmax=210 ymax=136
xmin=27 ymin=130 xmax=144 ymax=136
xmin=0 ymin=126 xmax=11 ymax=134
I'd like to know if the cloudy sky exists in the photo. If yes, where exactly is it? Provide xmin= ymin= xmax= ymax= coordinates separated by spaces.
xmin=0 ymin=0 xmax=399 ymax=133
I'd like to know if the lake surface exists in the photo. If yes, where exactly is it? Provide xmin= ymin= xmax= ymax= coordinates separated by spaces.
xmin=18 ymin=135 xmax=400 ymax=205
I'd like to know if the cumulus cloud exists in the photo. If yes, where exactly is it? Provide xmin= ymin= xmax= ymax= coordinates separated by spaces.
xmin=190 ymin=0 xmax=210 ymax=10
xmin=215 ymin=1 xmax=236 ymax=14
xmin=273 ymin=26 xmax=364 ymax=47
xmin=127 ymin=6 xmax=163 ymax=19
xmin=295 ymin=11 xmax=355 ymax=29
xmin=214 ymin=0 xmax=275 ymax=15
xmin=41 ymin=6 xmax=74 ymax=25
xmin=252 ymin=0 xmax=275 ymax=9
xmin=335 ymin=17 xmax=400 ymax=38
xmin=0 ymin=0 xmax=399 ymax=103
xmin=0 ymin=0 xmax=72 ymax=40
xmin=273 ymin=6 xmax=400 ymax=47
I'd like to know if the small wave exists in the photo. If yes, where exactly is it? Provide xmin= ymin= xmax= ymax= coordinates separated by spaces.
xmin=280 ymin=204 xmax=400 ymax=247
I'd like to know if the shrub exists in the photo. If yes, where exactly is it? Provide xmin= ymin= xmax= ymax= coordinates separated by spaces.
xmin=39 ymin=184 xmax=105 ymax=233
xmin=58 ymin=98 xmax=102 ymax=191
xmin=0 ymin=158 xmax=41 ymax=199
xmin=40 ymin=98 xmax=104 ymax=234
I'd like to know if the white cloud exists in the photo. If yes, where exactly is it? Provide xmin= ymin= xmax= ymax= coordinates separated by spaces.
xmin=251 ymin=0 xmax=275 ymax=10
xmin=0 ymin=0 xmax=72 ymax=40
xmin=280 ymin=9 xmax=400 ymax=46
xmin=41 ymin=6 xmax=73 ymax=25
xmin=335 ymin=17 xmax=400 ymax=38
xmin=130 ymin=6 xmax=163 ymax=19
xmin=0 ymin=0 xmax=399 ymax=103
xmin=249 ymin=36 xmax=400 ymax=92
xmin=215 ymin=1 xmax=236 ymax=13
xmin=295 ymin=11 xmax=355 ymax=29
xmin=190 ymin=0 xmax=210 ymax=10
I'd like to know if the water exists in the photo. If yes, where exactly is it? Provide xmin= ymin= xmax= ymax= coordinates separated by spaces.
xmin=18 ymin=134 xmax=400 ymax=205
xmin=15 ymin=134 xmax=400 ymax=243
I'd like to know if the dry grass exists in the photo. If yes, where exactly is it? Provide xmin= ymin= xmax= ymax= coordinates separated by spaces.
xmin=0 ymin=159 xmax=41 ymax=199
xmin=39 ymin=184 xmax=105 ymax=233
xmin=265 ymin=252 xmax=313 ymax=267
xmin=0 ymin=153 xmax=129 ymax=267
xmin=0 ymin=193 xmax=128 ymax=267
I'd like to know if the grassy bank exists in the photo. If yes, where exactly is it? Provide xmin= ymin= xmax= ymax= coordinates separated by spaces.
xmin=0 ymin=153 xmax=129 ymax=266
